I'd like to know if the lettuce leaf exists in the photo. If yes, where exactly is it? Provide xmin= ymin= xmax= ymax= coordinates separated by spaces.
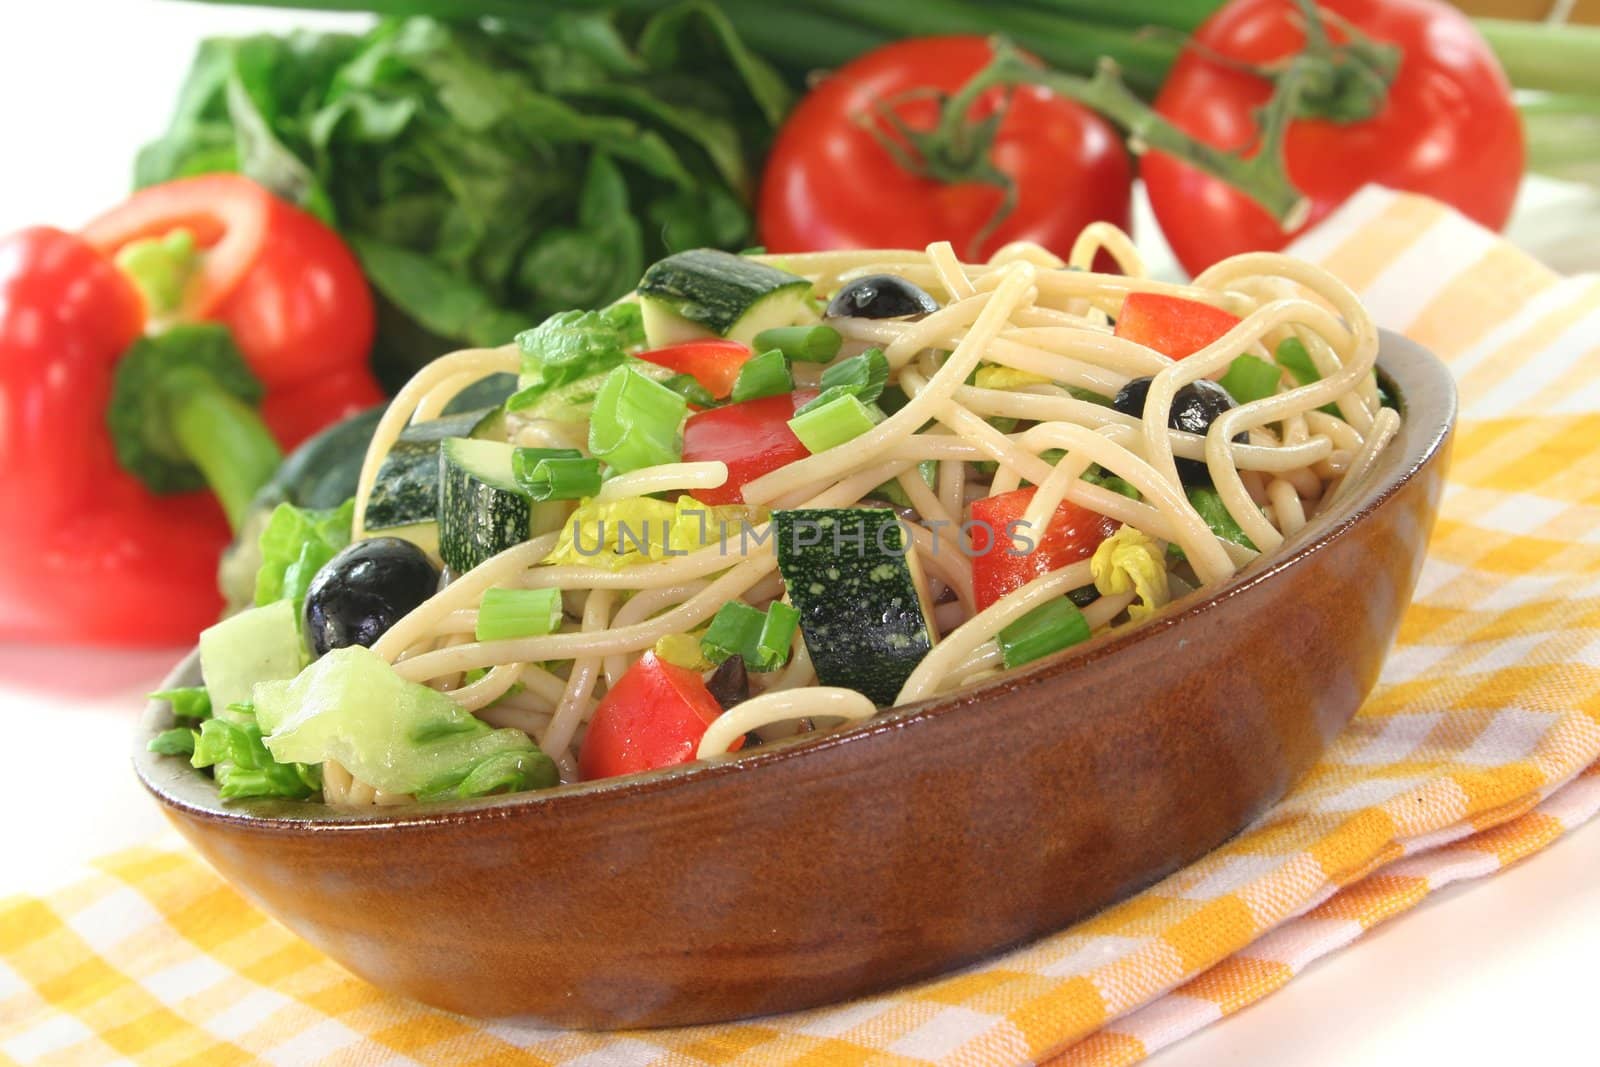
xmin=191 ymin=703 xmax=321 ymax=801
xmin=506 ymin=302 xmax=645 ymax=419
xmin=254 ymin=499 xmax=354 ymax=608
xmin=253 ymin=646 xmax=557 ymax=798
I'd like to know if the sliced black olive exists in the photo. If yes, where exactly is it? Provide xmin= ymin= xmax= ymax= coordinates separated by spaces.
xmin=825 ymin=274 xmax=940 ymax=319
xmin=1068 ymin=584 xmax=1101 ymax=609
xmin=303 ymin=538 xmax=440 ymax=657
xmin=706 ymin=655 xmax=750 ymax=710
xmin=1112 ymin=376 xmax=1245 ymax=484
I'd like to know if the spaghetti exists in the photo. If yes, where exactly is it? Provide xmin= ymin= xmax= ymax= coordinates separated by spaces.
xmin=328 ymin=230 xmax=1391 ymax=803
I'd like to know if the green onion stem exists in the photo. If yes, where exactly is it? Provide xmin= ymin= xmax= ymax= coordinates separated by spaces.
xmin=1476 ymin=19 xmax=1600 ymax=98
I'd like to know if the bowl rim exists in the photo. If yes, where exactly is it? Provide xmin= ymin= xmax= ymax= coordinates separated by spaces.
xmin=134 ymin=329 xmax=1456 ymax=832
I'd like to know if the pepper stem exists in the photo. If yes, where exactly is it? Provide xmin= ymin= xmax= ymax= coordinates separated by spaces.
xmin=169 ymin=377 xmax=282 ymax=530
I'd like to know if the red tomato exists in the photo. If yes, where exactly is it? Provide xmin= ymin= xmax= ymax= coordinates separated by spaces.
xmin=1143 ymin=0 xmax=1523 ymax=275
xmin=682 ymin=391 xmax=816 ymax=505
xmin=759 ymin=36 xmax=1132 ymax=262
xmin=579 ymin=652 xmax=735 ymax=780
xmin=81 ymin=174 xmax=376 ymax=394
xmin=637 ymin=339 xmax=752 ymax=401
xmin=969 ymin=488 xmax=1117 ymax=611
xmin=1115 ymin=293 xmax=1242 ymax=359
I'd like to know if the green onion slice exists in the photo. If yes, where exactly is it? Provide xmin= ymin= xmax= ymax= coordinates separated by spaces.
xmin=997 ymin=598 xmax=1091 ymax=669
xmin=476 ymin=588 xmax=565 ymax=642
xmin=753 ymin=325 xmax=842 ymax=364
xmin=730 ymin=349 xmax=794 ymax=403
xmin=788 ymin=394 xmax=883 ymax=453
xmin=588 ymin=364 xmax=688 ymax=472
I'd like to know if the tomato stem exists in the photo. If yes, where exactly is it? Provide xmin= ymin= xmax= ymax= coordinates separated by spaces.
xmin=925 ymin=39 xmax=1311 ymax=234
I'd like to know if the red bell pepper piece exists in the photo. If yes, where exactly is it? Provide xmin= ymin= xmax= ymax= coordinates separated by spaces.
xmin=0 ymin=228 xmax=240 ymax=645
xmin=578 ymin=652 xmax=738 ymax=780
xmin=682 ymin=390 xmax=816 ymax=505
xmin=969 ymin=487 xmax=1118 ymax=611
xmin=1114 ymin=293 xmax=1242 ymax=360
xmin=636 ymin=339 xmax=753 ymax=401
xmin=81 ymin=174 xmax=383 ymax=449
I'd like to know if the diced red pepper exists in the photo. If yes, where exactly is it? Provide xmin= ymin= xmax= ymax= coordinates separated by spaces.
xmin=578 ymin=652 xmax=739 ymax=780
xmin=636 ymin=339 xmax=753 ymax=401
xmin=969 ymin=487 xmax=1118 ymax=611
xmin=682 ymin=390 xmax=817 ymax=505
xmin=1115 ymin=292 xmax=1241 ymax=360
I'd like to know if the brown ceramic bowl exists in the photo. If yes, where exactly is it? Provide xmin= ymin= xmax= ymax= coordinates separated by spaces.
xmin=135 ymin=330 xmax=1453 ymax=1028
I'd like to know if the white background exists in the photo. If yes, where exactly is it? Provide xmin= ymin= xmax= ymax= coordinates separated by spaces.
xmin=2 ymin=3 xmax=1599 ymax=1064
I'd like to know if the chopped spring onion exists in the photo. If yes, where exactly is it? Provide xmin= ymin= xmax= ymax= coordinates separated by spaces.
xmin=476 ymin=587 xmax=565 ymax=641
xmin=701 ymin=601 xmax=799 ymax=671
xmin=588 ymin=364 xmax=688 ymax=472
xmin=730 ymin=348 xmax=794 ymax=403
xmin=753 ymin=324 xmax=842 ymax=364
xmin=1186 ymin=486 xmax=1258 ymax=551
xmin=1275 ymin=338 xmax=1339 ymax=416
xmin=1080 ymin=464 xmax=1141 ymax=501
xmin=795 ymin=347 xmax=889 ymax=415
xmin=701 ymin=602 xmax=763 ymax=665
xmin=513 ymin=448 xmax=601 ymax=501
xmin=788 ymin=393 xmax=883 ymax=453
xmin=1219 ymin=355 xmax=1282 ymax=405
xmin=997 ymin=598 xmax=1092 ymax=669
xmin=753 ymin=601 xmax=800 ymax=671
xmin=657 ymin=371 xmax=718 ymax=409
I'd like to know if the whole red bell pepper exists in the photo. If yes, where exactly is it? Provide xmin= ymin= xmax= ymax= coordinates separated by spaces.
xmin=1 ymin=176 xmax=384 ymax=646
xmin=579 ymin=652 xmax=737 ymax=780
xmin=81 ymin=174 xmax=383 ymax=449
xmin=0 ymin=228 xmax=247 ymax=644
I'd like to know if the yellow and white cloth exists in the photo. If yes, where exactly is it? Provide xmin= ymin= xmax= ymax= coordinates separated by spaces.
xmin=5 ymin=187 xmax=1600 ymax=1066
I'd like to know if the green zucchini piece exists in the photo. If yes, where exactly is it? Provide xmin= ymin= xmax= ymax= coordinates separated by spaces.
xmin=366 ymin=407 xmax=504 ymax=557
xmin=438 ymin=438 xmax=534 ymax=574
xmin=638 ymin=249 xmax=814 ymax=348
xmin=772 ymin=508 xmax=937 ymax=705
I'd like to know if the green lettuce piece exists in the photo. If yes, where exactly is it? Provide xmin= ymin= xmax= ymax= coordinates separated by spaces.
xmin=507 ymin=303 xmax=645 ymax=418
xmin=253 ymin=646 xmax=557 ymax=798
xmin=254 ymin=499 xmax=354 ymax=608
xmin=191 ymin=704 xmax=321 ymax=801
xmin=148 ymin=728 xmax=199 ymax=758
xmin=150 ymin=686 xmax=212 ymax=723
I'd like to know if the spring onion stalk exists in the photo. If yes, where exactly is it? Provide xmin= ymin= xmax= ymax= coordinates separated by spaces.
xmin=514 ymin=451 xmax=602 ymax=501
xmin=754 ymin=602 xmax=800 ymax=670
xmin=701 ymin=602 xmax=765 ymax=665
xmin=1218 ymin=354 xmax=1281 ymax=405
xmin=997 ymin=598 xmax=1091 ymax=669
xmin=701 ymin=600 xmax=800 ymax=669
xmin=588 ymin=365 xmax=688 ymax=473
xmin=1520 ymin=93 xmax=1600 ymax=186
xmin=796 ymin=347 xmax=890 ymax=415
xmin=476 ymin=587 xmax=565 ymax=641
xmin=730 ymin=349 xmax=795 ymax=402
xmin=1185 ymin=486 xmax=1257 ymax=551
xmin=753 ymin=325 xmax=842 ymax=364
xmin=788 ymin=394 xmax=883 ymax=453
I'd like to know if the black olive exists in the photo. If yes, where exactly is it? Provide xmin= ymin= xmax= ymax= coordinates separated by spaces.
xmin=825 ymin=274 xmax=940 ymax=319
xmin=303 ymin=538 xmax=440 ymax=657
xmin=706 ymin=655 xmax=750 ymax=710
xmin=1068 ymin=585 xmax=1101 ymax=609
xmin=1112 ymin=377 xmax=1245 ymax=484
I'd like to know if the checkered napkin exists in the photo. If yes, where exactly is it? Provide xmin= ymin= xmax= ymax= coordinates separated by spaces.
xmin=5 ymin=187 xmax=1600 ymax=1067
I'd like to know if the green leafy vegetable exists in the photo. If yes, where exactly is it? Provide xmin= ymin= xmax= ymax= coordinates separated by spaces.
xmin=253 ymin=646 xmax=557 ymax=797
xmin=794 ymin=347 xmax=889 ymax=415
xmin=148 ymin=728 xmax=199 ymax=758
xmin=138 ymin=9 xmax=791 ymax=385
xmin=192 ymin=703 xmax=322 ymax=801
xmin=151 ymin=686 xmax=213 ymax=724
xmin=506 ymin=304 xmax=645 ymax=419
xmin=254 ymin=499 xmax=355 ymax=608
